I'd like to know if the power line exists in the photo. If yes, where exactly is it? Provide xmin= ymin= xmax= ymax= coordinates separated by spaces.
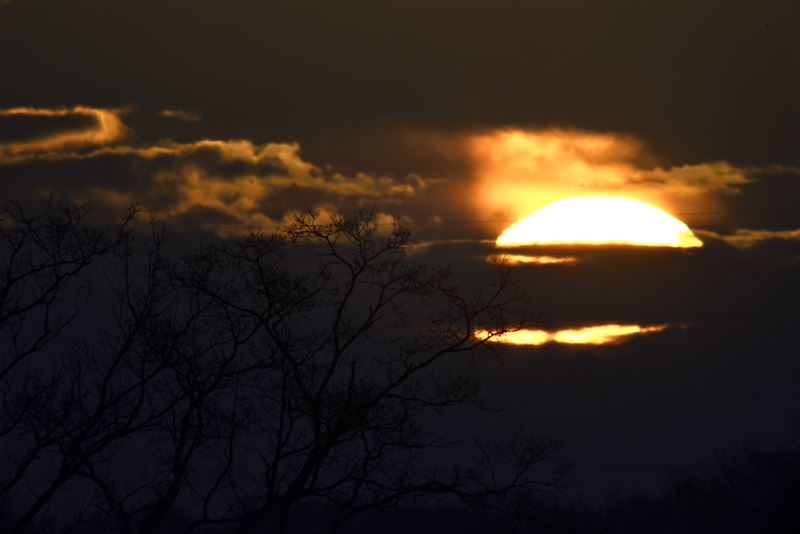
xmin=366 ymin=309 xmax=800 ymax=331
xmin=499 ymin=387 xmax=800 ymax=407
xmin=160 ymin=208 xmax=800 ymax=230
xmin=398 ymin=208 xmax=800 ymax=227
xmin=539 ymin=309 xmax=800 ymax=328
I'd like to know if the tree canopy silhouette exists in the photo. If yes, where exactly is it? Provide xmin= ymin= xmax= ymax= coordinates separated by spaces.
xmin=0 ymin=203 xmax=565 ymax=533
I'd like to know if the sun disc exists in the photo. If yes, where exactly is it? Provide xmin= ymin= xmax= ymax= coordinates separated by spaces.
xmin=496 ymin=197 xmax=702 ymax=248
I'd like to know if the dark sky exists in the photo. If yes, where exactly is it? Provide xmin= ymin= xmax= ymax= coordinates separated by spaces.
xmin=1 ymin=0 xmax=799 ymax=499
xmin=2 ymin=1 xmax=798 ymax=164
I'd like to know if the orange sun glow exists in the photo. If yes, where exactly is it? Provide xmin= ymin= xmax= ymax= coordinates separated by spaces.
xmin=496 ymin=197 xmax=702 ymax=248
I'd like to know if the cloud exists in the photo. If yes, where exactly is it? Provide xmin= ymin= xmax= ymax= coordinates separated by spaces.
xmin=633 ymin=162 xmax=750 ymax=194
xmin=0 ymin=136 xmax=429 ymax=235
xmin=0 ymin=106 xmax=129 ymax=159
xmin=2 ymin=118 xmax=792 ymax=244
xmin=745 ymin=164 xmax=800 ymax=176
xmin=463 ymin=129 xmax=751 ymax=233
xmin=8 ymin=138 xmax=424 ymax=195
xmin=485 ymin=254 xmax=578 ymax=266
xmin=325 ymin=127 xmax=761 ymax=240
xmin=151 ymin=146 xmax=424 ymax=233
xmin=475 ymin=324 xmax=673 ymax=346
xmin=159 ymin=109 xmax=201 ymax=122
xmin=698 ymin=228 xmax=800 ymax=248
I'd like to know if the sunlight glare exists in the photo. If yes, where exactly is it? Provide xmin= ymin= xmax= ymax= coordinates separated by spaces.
xmin=496 ymin=197 xmax=702 ymax=248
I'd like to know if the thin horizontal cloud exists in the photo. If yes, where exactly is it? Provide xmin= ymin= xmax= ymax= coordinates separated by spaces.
xmin=745 ymin=164 xmax=800 ymax=176
xmin=0 ymin=106 xmax=129 ymax=159
xmin=7 ymin=138 xmax=425 ymax=196
xmin=408 ymin=238 xmax=495 ymax=252
xmin=698 ymin=228 xmax=800 ymax=248
xmin=159 ymin=109 xmax=201 ymax=122
xmin=485 ymin=253 xmax=578 ymax=266
xmin=475 ymin=324 xmax=672 ymax=346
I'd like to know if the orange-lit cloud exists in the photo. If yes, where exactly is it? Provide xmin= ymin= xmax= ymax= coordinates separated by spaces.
xmin=475 ymin=324 xmax=671 ymax=346
xmin=22 ymin=138 xmax=425 ymax=196
xmin=485 ymin=253 xmax=578 ymax=265
xmin=465 ymin=129 xmax=749 ymax=234
xmin=140 ymin=141 xmax=424 ymax=227
xmin=18 ymin=138 xmax=429 ymax=234
xmin=0 ymin=106 xmax=129 ymax=158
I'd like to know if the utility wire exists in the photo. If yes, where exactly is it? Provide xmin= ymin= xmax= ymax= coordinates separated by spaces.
xmin=499 ymin=387 xmax=800 ymax=407
xmin=160 ymin=208 xmax=800 ymax=230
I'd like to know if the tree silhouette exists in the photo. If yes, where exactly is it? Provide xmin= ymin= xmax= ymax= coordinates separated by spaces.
xmin=0 ymin=201 xmax=136 ymax=527
xmin=0 ymin=203 xmax=565 ymax=533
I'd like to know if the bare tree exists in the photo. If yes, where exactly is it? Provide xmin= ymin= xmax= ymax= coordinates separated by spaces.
xmin=0 ymin=201 xmax=135 ymax=516
xmin=170 ymin=210 xmax=566 ymax=533
xmin=0 ymin=204 xmax=566 ymax=533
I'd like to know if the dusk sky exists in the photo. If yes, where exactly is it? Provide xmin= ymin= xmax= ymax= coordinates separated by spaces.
xmin=2 ymin=0 xmax=799 ymax=517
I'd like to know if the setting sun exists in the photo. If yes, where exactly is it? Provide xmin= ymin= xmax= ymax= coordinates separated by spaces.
xmin=496 ymin=197 xmax=703 ymax=248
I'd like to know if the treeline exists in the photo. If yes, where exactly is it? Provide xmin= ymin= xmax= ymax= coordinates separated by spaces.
xmin=342 ymin=445 xmax=800 ymax=534
xmin=60 ymin=444 xmax=800 ymax=533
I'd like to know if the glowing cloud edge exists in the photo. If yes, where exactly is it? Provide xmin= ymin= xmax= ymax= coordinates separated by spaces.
xmin=474 ymin=324 xmax=672 ymax=346
xmin=485 ymin=253 xmax=578 ymax=265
